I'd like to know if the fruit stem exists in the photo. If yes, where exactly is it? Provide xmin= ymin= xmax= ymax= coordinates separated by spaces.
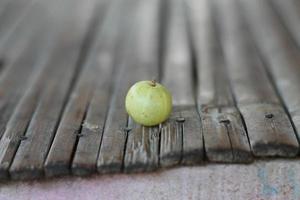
xmin=150 ymin=79 xmax=156 ymax=87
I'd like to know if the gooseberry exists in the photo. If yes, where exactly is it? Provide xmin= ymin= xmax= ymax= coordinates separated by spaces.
xmin=125 ymin=80 xmax=172 ymax=126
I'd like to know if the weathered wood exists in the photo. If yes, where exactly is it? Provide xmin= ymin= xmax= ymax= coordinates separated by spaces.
xmin=216 ymin=0 xmax=279 ymax=105
xmin=0 ymin=0 xmax=299 ymax=182
xmin=0 ymin=0 xmax=66 ymax=180
xmin=187 ymin=0 xmax=251 ymax=162
xmin=0 ymin=25 xmax=58 ymax=180
xmin=71 ymin=0 xmax=127 ymax=176
xmin=123 ymin=0 xmax=161 ymax=173
xmin=162 ymin=0 xmax=194 ymax=107
xmin=220 ymin=107 xmax=251 ymax=162
xmin=240 ymin=0 xmax=300 ymax=153
xmin=96 ymin=89 xmax=127 ymax=173
xmin=0 ymin=0 xmax=54 ymax=143
xmin=270 ymin=0 xmax=300 ymax=49
xmin=219 ymin=107 xmax=250 ymax=162
xmin=44 ymin=0 xmax=110 ymax=178
xmin=160 ymin=107 xmax=182 ymax=167
xmin=97 ymin=0 xmax=160 ymax=173
xmin=216 ymin=0 xmax=298 ymax=157
xmin=8 ymin=0 xmax=98 ymax=180
xmin=180 ymin=106 xmax=204 ymax=165
xmin=160 ymin=0 xmax=203 ymax=167
xmin=44 ymin=77 xmax=93 ymax=177
xmin=0 ymin=9 xmax=73 ymax=180
xmin=199 ymin=107 xmax=251 ymax=162
xmin=239 ymin=0 xmax=300 ymax=114
xmin=188 ymin=0 xmax=233 ymax=162
xmin=0 ymin=0 xmax=36 ymax=52
xmin=240 ymin=104 xmax=299 ymax=156
xmin=0 ymin=0 xmax=47 ymax=64
xmin=125 ymin=119 xmax=160 ymax=173
xmin=201 ymin=109 xmax=233 ymax=162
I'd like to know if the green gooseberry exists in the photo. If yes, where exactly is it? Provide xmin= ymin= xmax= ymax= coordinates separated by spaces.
xmin=125 ymin=80 xmax=172 ymax=126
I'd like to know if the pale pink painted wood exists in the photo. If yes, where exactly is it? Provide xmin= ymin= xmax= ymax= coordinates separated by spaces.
xmin=0 ymin=160 xmax=299 ymax=200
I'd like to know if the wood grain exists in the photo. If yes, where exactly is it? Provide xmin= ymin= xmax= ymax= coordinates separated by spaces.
xmin=0 ymin=0 xmax=298 ymax=181
xmin=220 ymin=107 xmax=251 ymax=162
xmin=0 ymin=0 xmax=52 ymax=143
xmin=216 ymin=0 xmax=279 ymax=105
xmin=240 ymin=0 xmax=300 ymax=155
xmin=216 ymin=0 xmax=298 ymax=157
xmin=160 ymin=0 xmax=203 ymax=167
xmin=123 ymin=0 xmax=161 ymax=173
xmin=187 ymin=0 xmax=251 ymax=162
xmin=71 ymin=0 xmax=127 ymax=176
xmin=201 ymin=108 xmax=233 ymax=162
xmin=0 ymin=22 xmax=58 ymax=179
xmin=96 ymin=0 xmax=160 ymax=173
xmin=44 ymin=0 xmax=110 ymax=177
xmin=0 ymin=3 xmax=58 ymax=180
xmin=188 ymin=0 xmax=232 ymax=162
xmin=124 ymin=119 xmax=160 ymax=173
xmin=240 ymin=104 xmax=299 ymax=156
xmin=160 ymin=107 xmax=183 ymax=167
xmin=9 ymin=0 xmax=98 ymax=180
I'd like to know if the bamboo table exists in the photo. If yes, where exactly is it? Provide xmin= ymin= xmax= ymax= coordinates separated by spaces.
xmin=0 ymin=0 xmax=300 ymax=195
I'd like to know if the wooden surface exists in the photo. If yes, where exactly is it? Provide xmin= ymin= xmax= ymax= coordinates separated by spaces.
xmin=123 ymin=0 xmax=161 ymax=173
xmin=216 ymin=0 xmax=299 ymax=157
xmin=188 ymin=0 xmax=251 ymax=163
xmin=0 ymin=0 xmax=300 ymax=181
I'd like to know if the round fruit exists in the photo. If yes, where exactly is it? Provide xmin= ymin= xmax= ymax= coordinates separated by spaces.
xmin=125 ymin=80 xmax=172 ymax=126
